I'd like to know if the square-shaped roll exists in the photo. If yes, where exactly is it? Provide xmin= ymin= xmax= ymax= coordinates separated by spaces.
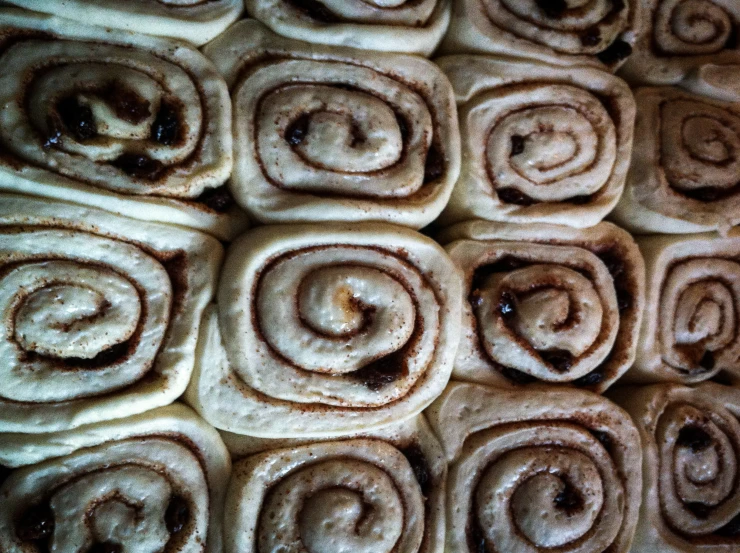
xmin=0 ymin=404 xmax=230 ymax=553
xmin=437 ymin=56 xmax=635 ymax=228
xmin=186 ymin=223 xmax=462 ymax=438
xmin=0 ymin=194 xmax=221 ymax=433
xmin=203 ymin=20 xmax=461 ymax=229
xmin=439 ymin=220 xmax=645 ymax=393
xmin=221 ymin=415 xmax=445 ymax=553
xmin=427 ymin=382 xmax=642 ymax=553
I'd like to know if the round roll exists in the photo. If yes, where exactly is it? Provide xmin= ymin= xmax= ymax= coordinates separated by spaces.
xmin=620 ymin=0 xmax=740 ymax=92
xmin=630 ymin=231 xmax=740 ymax=383
xmin=611 ymin=383 xmax=740 ymax=552
xmin=185 ymin=222 xmax=462 ymax=437
xmin=0 ymin=404 xmax=229 ymax=553
xmin=203 ymin=20 xmax=460 ymax=229
xmin=222 ymin=414 xmax=444 ymax=553
xmin=3 ymin=0 xmax=243 ymax=45
xmin=0 ymin=9 xmax=243 ymax=241
xmin=427 ymin=382 xmax=642 ymax=553
xmin=612 ymin=86 xmax=740 ymax=234
xmin=437 ymin=56 xmax=635 ymax=228
xmin=243 ymin=0 xmax=450 ymax=56
xmin=439 ymin=220 xmax=645 ymax=392
xmin=439 ymin=0 xmax=643 ymax=71
xmin=0 ymin=194 xmax=221 ymax=433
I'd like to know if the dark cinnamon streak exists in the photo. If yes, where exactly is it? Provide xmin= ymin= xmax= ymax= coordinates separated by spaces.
xmin=400 ymin=444 xmax=432 ymax=496
xmin=16 ymin=504 xmax=54 ymax=542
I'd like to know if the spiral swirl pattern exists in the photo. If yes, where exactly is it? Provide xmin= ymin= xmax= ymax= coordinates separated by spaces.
xmin=243 ymin=0 xmax=451 ymax=55
xmin=441 ymin=221 xmax=645 ymax=392
xmin=613 ymin=383 xmax=740 ymax=552
xmin=632 ymin=232 xmax=740 ymax=383
xmin=0 ymin=404 xmax=229 ymax=553
xmin=186 ymin=223 xmax=461 ymax=437
xmin=620 ymin=0 xmax=739 ymax=87
xmin=4 ymin=0 xmax=243 ymax=45
xmin=204 ymin=20 xmax=460 ymax=228
xmin=0 ymin=194 xmax=221 ymax=433
xmin=225 ymin=424 xmax=445 ymax=553
xmin=441 ymin=0 xmax=641 ymax=69
xmin=438 ymin=56 xmax=634 ymax=228
xmin=0 ymin=10 xmax=240 ymax=239
xmin=614 ymin=88 xmax=740 ymax=233
xmin=428 ymin=382 xmax=642 ymax=553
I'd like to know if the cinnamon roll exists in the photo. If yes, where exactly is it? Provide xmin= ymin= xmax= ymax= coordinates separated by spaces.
xmin=3 ymin=0 xmax=243 ymax=45
xmin=630 ymin=231 xmax=740 ymax=383
xmin=439 ymin=220 xmax=645 ymax=392
xmin=611 ymin=383 xmax=740 ymax=552
xmin=0 ymin=8 xmax=244 ymax=241
xmin=243 ymin=0 xmax=450 ymax=56
xmin=203 ymin=20 xmax=460 ymax=229
xmin=437 ymin=56 xmax=635 ymax=228
xmin=0 ymin=194 xmax=221 ymax=433
xmin=620 ymin=0 xmax=740 ymax=94
xmin=612 ymin=86 xmax=740 ymax=233
xmin=439 ymin=0 xmax=643 ymax=71
xmin=185 ymin=223 xmax=462 ymax=437
xmin=0 ymin=403 xmax=229 ymax=553
xmin=427 ymin=382 xmax=642 ymax=553
xmin=221 ymin=415 xmax=444 ymax=553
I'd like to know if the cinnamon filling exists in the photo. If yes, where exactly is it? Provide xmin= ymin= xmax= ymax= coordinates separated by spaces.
xmin=286 ymin=0 xmax=340 ymax=23
xmin=590 ymin=430 xmax=613 ymax=452
xmin=353 ymin=349 xmax=407 ymax=391
xmin=539 ymin=350 xmax=574 ymax=373
xmin=112 ymin=154 xmax=165 ymax=180
xmin=535 ymin=0 xmax=567 ymax=19
xmin=151 ymin=102 xmax=181 ymax=146
xmin=677 ymin=425 xmax=712 ymax=452
xmin=572 ymin=369 xmax=605 ymax=387
xmin=165 ymin=495 xmax=190 ymax=535
xmin=596 ymin=249 xmax=633 ymax=312
xmin=88 ymin=542 xmax=122 ymax=553
xmin=16 ymin=503 xmax=54 ymax=542
xmin=597 ymin=40 xmax=632 ymax=64
xmin=57 ymin=96 xmax=97 ymax=142
xmin=580 ymin=27 xmax=602 ymax=47
xmin=467 ymin=516 xmax=488 ymax=553
xmin=400 ymin=444 xmax=432 ymax=495
xmin=196 ymin=185 xmax=235 ymax=212
xmin=680 ymin=185 xmax=740 ymax=203
xmin=104 ymin=86 xmax=150 ymax=125
xmin=423 ymin=145 xmax=444 ymax=184
xmin=285 ymin=113 xmax=310 ymax=146
xmin=553 ymin=481 xmax=584 ymax=516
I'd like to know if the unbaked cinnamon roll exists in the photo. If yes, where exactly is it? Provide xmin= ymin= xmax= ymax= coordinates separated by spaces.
xmin=185 ymin=223 xmax=462 ymax=437
xmin=3 ymin=0 xmax=243 ymax=45
xmin=620 ymin=0 xmax=740 ymax=93
xmin=439 ymin=220 xmax=645 ymax=392
xmin=437 ymin=56 xmax=635 ymax=228
xmin=0 ymin=8 xmax=244 ymax=241
xmin=612 ymin=86 xmax=740 ymax=233
xmin=0 ymin=194 xmax=221 ymax=433
xmin=427 ymin=382 xmax=642 ymax=553
xmin=0 ymin=404 xmax=229 ymax=553
xmin=439 ymin=0 xmax=643 ymax=71
xmin=203 ymin=20 xmax=460 ymax=229
xmin=630 ymin=231 xmax=740 ymax=383
xmin=221 ymin=415 xmax=444 ymax=553
xmin=243 ymin=0 xmax=450 ymax=56
xmin=611 ymin=383 xmax=740 ymax=552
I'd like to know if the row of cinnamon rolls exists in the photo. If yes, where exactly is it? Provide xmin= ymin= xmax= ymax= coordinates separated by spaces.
xmin=2 ymin=377 xmax=739 ymax=553
xmin=3 ymin=0 xmax=738 ymax=73
xmin=0 ymin=8 xmax=738 ymax=236
xmin=4 ymin=194 xmax=740 ymax=435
